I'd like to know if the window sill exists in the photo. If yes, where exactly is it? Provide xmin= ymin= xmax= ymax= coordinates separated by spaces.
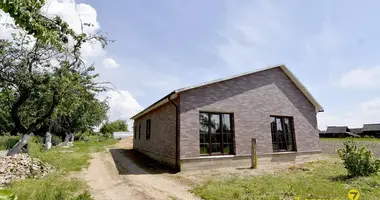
xmin=198 ymin=154 xmax=235 ymax=159
xmin=271 ymin=151 xmax=297 ymax=155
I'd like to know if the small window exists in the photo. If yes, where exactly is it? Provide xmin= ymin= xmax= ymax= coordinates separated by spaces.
xmin=146 ymin=119 xmax=151 ymax=139
xmin=134 ymin=125 xmax=137 ymax=139
xmin=270 ymin=116 xmax=296 ymax=152
xmin=138 ymin=124 xmax=141 ymax=139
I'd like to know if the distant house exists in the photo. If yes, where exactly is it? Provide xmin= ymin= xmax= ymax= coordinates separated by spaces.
xmin=349 ymin=128 xmax=363 ymax=136
xmin=318 ymin=129 xmax=326 ymax=137
xmin=362 ymin=124 xmax=380 ymax=138
xmin=131 ymin=65 xmax=324 ymax=171
xmin=322 ymin=126 xmax=359 ymax=138
xmin=113 ymin=131 xmax=133 ymax=139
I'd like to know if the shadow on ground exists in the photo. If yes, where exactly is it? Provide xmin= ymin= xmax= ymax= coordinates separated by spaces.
xmin=109 ymin=148 xmax=177 ymax=175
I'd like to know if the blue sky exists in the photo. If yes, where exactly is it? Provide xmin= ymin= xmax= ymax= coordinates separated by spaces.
xmin=2 ymin=0 xmax=380 ymax=129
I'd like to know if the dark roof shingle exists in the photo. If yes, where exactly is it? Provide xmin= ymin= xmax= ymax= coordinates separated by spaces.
xmin=325 ymin=126 xmax=350 ymax=134
xmin=349 ymin=128 xmax=363 ymax=134
xmin=363 ymin=124 xmax=380 ymax=132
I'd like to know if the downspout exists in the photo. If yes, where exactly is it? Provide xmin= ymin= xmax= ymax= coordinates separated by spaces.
xmin=168 ymin=94 xmax=180 ymax=172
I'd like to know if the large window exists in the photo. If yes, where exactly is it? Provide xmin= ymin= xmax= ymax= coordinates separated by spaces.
xmin=146 ymin=119 xmax=151 ymax=140
xmin=199 ymin=112 xmax=234 ymax=155
xmin=270 ymin=116 xmax=296 ymax=152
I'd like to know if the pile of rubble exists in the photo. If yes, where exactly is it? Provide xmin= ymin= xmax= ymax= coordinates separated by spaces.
xmin=0 ymin=153 xmax=54 ymax=185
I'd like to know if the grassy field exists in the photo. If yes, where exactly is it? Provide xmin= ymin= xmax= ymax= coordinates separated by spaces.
xmin=6 ymin=136 xmax=117 ymax=200
xmin=29 ymin=137 xmax=117 ymax=171
xmin=0 ymin=136 xmax=19 ymax=151
xmin=192 ymin=159 xmax=380 ymax=200
xmin=192 ymin=138 xmax=380 ymax=200
xmin=320 ymin=138 xmax=380 ymax=157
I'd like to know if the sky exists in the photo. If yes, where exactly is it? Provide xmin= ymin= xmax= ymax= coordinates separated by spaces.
xmin=1 ymin=0 xmax=380 ymax=130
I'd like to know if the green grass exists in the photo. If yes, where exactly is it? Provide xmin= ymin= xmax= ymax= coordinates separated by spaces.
xmin=29 ymin=137 xmax=117 ymax=171
xmin=320 ymin=137 xmax=380 ymax=141
xmin=6 ymin=136 xmax=117 ymax=200
xmin=0 ymin=136 xmax=19 ymax=150
xmin=192 ymin=160 xmax=380 ymax=200
xmin=9 ymin=174 xmax=92 ymax=200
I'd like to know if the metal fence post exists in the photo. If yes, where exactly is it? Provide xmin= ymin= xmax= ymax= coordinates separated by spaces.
xmin=251 ymin=138 xmax=257 ymax=169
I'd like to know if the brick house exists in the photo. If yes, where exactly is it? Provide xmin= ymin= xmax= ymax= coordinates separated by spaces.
xmin=131 ymin=65 xmax=324 ymax=171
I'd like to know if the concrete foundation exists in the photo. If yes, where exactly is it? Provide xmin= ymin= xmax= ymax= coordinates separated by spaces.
xmin=134 ymin=148 xmax=176 ymax=168
xmin=180 ymin=151 xmax=322 ymax=171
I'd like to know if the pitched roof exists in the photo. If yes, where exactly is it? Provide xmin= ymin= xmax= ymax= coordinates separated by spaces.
xmin=325 ymin=126 xmax=350 ymax=134
xmin=349 ymin=128 xmax=363 ymax=134
xmin=130 ymin=64 xmax=324 ymax=120
xmin=362 ymin=124 xmax=380 ymax=132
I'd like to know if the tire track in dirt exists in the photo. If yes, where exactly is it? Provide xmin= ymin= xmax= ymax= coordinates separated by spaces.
xmin=82 ymin=139 xmax=199 ymax=200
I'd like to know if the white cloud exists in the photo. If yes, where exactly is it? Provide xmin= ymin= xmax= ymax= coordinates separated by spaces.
xmin=339 ymin=66 xmax=380 ymax=89
xmin=43 ymin=0 xmax=106 ymax=61
xmin=0 ymin=0 xmax=107 ymax=60
xmin=43 ymin=0 xmax=100 ymax=35
xmin=98 ymin=90 xmax=143 ymax=131
xmin=318 ymin=98 xmax=380 ymax=130
xmin=0 ymin=11 xmax=18 ymax=39
xmin=103 ymin=58 xmax=120 ymax=68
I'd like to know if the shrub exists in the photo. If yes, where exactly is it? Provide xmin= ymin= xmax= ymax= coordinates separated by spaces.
xmin=338 ymin=140 xmax=380 ymax=177
xmin=0 ymin=136 xmax=20 ymax=150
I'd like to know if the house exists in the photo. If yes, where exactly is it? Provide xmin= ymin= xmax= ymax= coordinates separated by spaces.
xmin=322 ymin=126 xmax=359 ymax=138
xmin=113 ymin=131 xmax=133 ymax=139
xmin=349 ymin=128 xmax=363 ymax=136
xmin=131 ymin=65 xmax=324 ymax=171
xmin=362 ymin=124 xmax=380 ymax=138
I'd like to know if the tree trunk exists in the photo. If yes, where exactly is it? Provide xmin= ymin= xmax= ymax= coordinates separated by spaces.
xmin=64 ymin=132 xmax=71 ymax=143
xmin=69 ymin=133 xmax=74 ymax=142
xmin=6 ymin=134 xmax=31 ymax=156
xmin=45 ymin=132 xmax=52 ymax=151
xmin=63 ymin=132 xmax=74 ymax=146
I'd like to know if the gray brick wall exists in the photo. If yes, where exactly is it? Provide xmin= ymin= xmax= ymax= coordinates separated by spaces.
xmin=179 ymin=67 xmax=320 ymax=159
xmin=133 ymin=102 xmax=177 ymax=158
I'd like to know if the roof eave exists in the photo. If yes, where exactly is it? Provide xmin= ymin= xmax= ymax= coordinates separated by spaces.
xmin=130 ymin=64 xmax=324 ymax=120
xmin=130 ymin=91 xmax=177 ymax=120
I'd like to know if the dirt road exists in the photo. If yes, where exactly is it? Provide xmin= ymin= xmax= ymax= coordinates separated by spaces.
xmin=81 ymin=138 xmax=200 ymax=200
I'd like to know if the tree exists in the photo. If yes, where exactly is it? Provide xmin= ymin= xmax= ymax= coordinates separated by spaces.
xmin=0 ymin=88 xmax=14 ymax=134
xmin=0 ymin=32 xmax=106 ymax=155
xmin=100 ymin=120 xmax=128 ymax=137
xmin=0 ymin=0 xmax=110 ymax=155
xmin=52 ymin=88 xmax=109 ymax=145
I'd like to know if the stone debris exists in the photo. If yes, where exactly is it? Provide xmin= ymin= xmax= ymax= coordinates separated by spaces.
xmin=0 ymin=153 xmax=54 ymax=185
xmin=57 ymin=142 xmax=74 ymax=148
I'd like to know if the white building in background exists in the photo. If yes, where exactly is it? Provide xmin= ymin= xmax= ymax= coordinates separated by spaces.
xmin=113 ymin=132 xmax=133 ymax=139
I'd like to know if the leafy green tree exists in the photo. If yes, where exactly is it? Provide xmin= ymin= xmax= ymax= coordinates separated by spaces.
xmin=0 ymin=88 xmax=14 ymax=134
xmin=0 ymin=32 xmax=106 ymax=155
xmin=0 ymin=0 xmax=110 ymax=154
xmin=52 ymin=88 xmax=109 ymax=144
xmin=100 ymin=120 xmax=128 ymax=137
